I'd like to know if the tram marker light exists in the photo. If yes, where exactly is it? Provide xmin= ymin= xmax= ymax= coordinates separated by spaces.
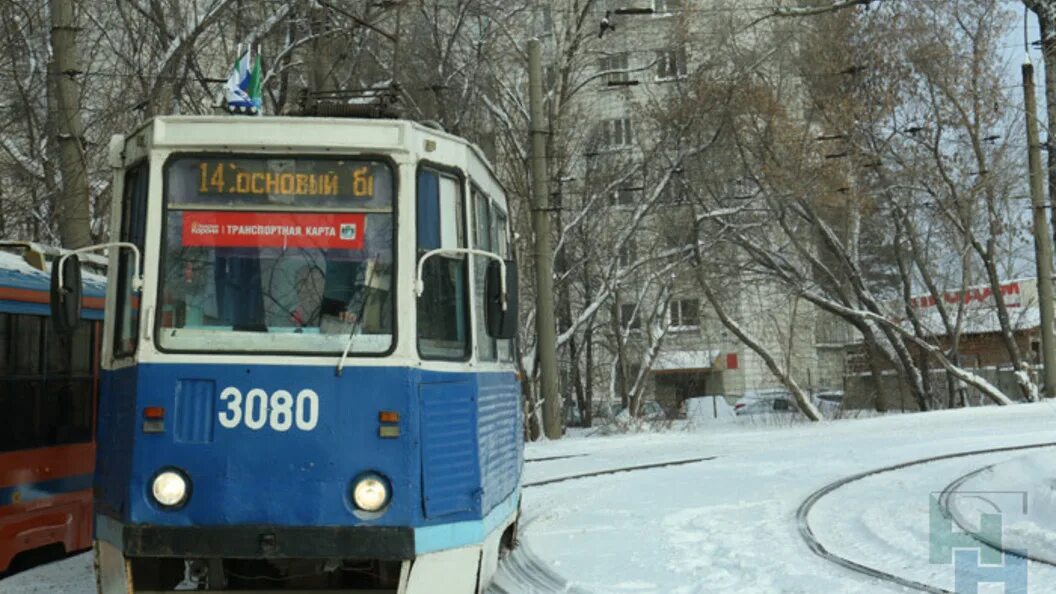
xmin=379 ymin=411 xmax=399 ymax=423
xmin=143 ymin=420 xmax=165 ymax=433
xmin=144 ymin=407 xmax=165 ymax=419
xmin=379 ymin=426 xmax=401 ymax=438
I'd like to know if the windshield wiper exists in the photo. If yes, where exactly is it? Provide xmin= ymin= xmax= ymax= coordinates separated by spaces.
xmin=337 ymin=257 xmax=379 ymax=376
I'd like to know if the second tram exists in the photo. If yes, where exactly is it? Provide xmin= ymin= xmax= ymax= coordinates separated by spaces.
xmin=0 ymin=246 xmax=105 ymax=574
xmin=53 ymin=115 xmax=522 ymax=593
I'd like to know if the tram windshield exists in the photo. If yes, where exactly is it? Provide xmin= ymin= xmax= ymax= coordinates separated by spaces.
xmin=157 ymin=156 xmax=394 ymax=354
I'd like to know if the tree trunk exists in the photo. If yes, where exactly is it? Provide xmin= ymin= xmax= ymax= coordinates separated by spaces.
xmin=48 ymin=0 xmax=92 ymax=248
xmin=310 ymin=3 xmax=335 ymax=94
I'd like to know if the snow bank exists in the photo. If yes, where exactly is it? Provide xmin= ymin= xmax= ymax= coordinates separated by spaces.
xmin=947 ymin=451 xmax=1056 ymax=562
xmin=0 ymin=553 xmax=93 ymax=594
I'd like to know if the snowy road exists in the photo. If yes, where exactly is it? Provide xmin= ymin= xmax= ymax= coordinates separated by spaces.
xmin=805 ymin=447 xmax=1056 ymax=593
xmin=491 ymin=402 xmax=1056 ymax=593
xmin=4 ymin=403 xmax=1056 ymax=593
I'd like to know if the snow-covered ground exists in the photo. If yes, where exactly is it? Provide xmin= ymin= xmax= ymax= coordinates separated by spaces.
xmin=948 ymin=448 xmax=1056 ymax=564
xmin=4 ymin=403 xmax=1056 ymax=593
xmin=492 ymin=402 xmax=1056 ymax=593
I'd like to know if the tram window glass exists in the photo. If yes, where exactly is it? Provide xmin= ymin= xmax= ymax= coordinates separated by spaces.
xmin=14 ymin=314 xmax=42 ymax=374
xmin=48 ymin=318 xmax=92 ymax=374
xmin=0 ymin=313 xmax=10 ymax=373
xmin=494 ymin=210 xmax=514 ymax=362
xmin=158 ymin=156 xmax=395 ymax=354
xmin=417 ymin=169 xmax=469 ymax=359
xmin=70 ymin=322 xmax=92 ymax=374
xmin=473 ymin=188 xmax=497 ymax=362
xmin=47 ymin=319 xmax=72 ymax=373
xmin=0 ymin=313 xmax=90 ymax=451
xmin=114 ymin=163 xmax=149 ymax=359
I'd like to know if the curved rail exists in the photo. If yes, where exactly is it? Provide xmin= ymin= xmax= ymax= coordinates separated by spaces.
xmin=490 ymin=454 xmax=717 ymax=593
xmin=939 ymin=463 xmax=1056 ymax=568
xmin=797 ymin=441 xmax=1056 ymax=594
xmin=523 ymin=456 xmax=716 ymax=488
xmin=524 ymin=453 xmax=590 ymax=463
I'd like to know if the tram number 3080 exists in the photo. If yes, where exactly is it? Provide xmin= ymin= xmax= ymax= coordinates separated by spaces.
xmin=218 ymin=387 xmax=320 ymax=432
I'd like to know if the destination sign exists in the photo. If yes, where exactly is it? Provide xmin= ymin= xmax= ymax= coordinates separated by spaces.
xmin=197 ymin=161 xmax=374 ymax=198
xmin=166 ymin=157 xmax=393 ymax=209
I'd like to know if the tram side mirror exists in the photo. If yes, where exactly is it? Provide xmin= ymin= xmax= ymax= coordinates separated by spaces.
xmin=485 ymin=259 xmax=518 ymax=339
xmin=50 ymin=255 xmax=83 ymax=335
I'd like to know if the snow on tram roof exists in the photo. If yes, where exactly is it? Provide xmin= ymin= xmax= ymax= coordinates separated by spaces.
xmin=0 ymin=249 xmax=106 ymax=300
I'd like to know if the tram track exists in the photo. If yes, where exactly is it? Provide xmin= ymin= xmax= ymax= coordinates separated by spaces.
xmin=490 ymin=454 xmax=717 ymax=593
xmin=524 ymin=454 xmax=590 ymax=463
xmin=522 ymin=456 xmax=717 ymax=488
xmin=938 ymin=463 xmax=1056 ymax=569
xmin=797 ymin=441 xmax=1056 ymax=594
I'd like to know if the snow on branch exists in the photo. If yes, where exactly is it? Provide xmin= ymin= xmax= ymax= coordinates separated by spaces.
xmin=770 ymin=0 xmax=877 ymax=17
xmin=748 ymin=0 xmax=878 ymax=29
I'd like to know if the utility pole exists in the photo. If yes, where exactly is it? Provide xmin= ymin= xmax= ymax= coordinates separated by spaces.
xmin=528 ymin=39 xmax=562 ymax=438
xmin=1023 ymin=58 xmax=1056 ymax=399
xmin=48 ymin=0 xmax=92 ymax=248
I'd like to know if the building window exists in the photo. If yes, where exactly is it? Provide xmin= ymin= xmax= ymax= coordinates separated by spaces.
xmin=654 ymin=0 xmax=683 ymax=15
xmin=600 ymin=53 xmax=630 ymax=85
xmin=611 ymin=187 xmax=639 ymax=208
xmin=656 ymin=47 xmax=687 ymax=80
xmin=670 ymin=298 xmax=700 ymax=329
xmin=533 ymin=6 xmax=553 ymax=37
xmin=598 ymin=118 xmax=634 ymax=148
xmin=618 ymin=238 xmax=638 ymax=268
xmin=620 ymin=303 xmax=641 ymax=330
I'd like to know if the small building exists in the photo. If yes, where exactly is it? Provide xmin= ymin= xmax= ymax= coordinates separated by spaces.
xmin=842 ymin=279 xmax=1043 ymax=409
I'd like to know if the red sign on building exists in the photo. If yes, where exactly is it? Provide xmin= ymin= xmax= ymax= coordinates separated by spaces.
xmin=181 ymin=211 xmax=366 ymax=249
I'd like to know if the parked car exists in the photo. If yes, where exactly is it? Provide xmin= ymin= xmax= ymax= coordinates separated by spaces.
xmin=565 ymin=400 xmax=666 ymax=426
xmin=630 ymin=400 xmax=667 ymax=421
xmin=563 ymin=400 xmax=624 ymax=427
xmin=812 ymin=390 xmax=845 ymax=415
xmin=684 ymin=395 xmax=736 ymax=420
xmin=734 ymin=397 xmax=795 ymax=416
xmin=733 ymin=389 xmax=796 ymax=416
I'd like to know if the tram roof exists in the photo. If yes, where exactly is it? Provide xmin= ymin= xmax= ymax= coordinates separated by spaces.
xmin=132 ymin=116 xmax=501 ymax=184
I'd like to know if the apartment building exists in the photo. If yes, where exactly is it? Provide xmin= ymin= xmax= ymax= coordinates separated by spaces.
xmin=524 ymin=1 xmax=823 ymax=416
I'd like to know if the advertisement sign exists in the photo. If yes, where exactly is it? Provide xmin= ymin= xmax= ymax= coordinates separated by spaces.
xmin=181 ymin=211 xmax=366 ymax=249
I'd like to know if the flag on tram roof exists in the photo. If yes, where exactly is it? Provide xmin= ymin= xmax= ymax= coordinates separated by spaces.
xmin=223 ymin=44 xmax=263 ymax=115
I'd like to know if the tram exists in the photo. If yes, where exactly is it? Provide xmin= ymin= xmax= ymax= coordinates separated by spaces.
xmin=0 ymin=245 xmax=105 ymax=574
xmin=50 ymin=116 xmax=522 ymax=593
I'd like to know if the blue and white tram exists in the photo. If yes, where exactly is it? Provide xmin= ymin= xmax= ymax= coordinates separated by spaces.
xmin=52 ymin=116 xmax=522 ymax=593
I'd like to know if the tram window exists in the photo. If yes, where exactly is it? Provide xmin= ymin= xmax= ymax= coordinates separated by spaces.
xmin=0 ymin=313 xmax=10 ymax=373
xmin=158 ymin=156 xmax=395 ymax=354
xmin=494 ymin=210 xmax=514 ymax=362
xmin=14 ymin=314 xmax=42 ymax=374
xmin=46 ymin=318 xmax=91 ymax=375
xmin=70 ymin=322 xmax=92 ymax=374
xmin=44 ymin=380 xmax=93 ymax=445
xmin=47 ymin=318 xmax=72 ymax=373
xmin=114 ymin=162 xmax=149 ymax=359
xmin=0 ymin=381 xmax=40 ymax=452
xmin=417 ymin=169 xmax=470 ymax=359
xmin=474 ymin=188 xmax=497 ymax=361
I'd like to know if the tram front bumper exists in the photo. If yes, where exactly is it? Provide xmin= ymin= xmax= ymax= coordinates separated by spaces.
xmin=97 ymin=515 xmax=415 ymax=560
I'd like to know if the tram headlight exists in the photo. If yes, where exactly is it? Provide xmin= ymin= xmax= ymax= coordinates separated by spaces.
xmin=151 ymin=469 xmax=189 ymax=508
xmin=352 ymin=474 xmax=390 ymax=512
